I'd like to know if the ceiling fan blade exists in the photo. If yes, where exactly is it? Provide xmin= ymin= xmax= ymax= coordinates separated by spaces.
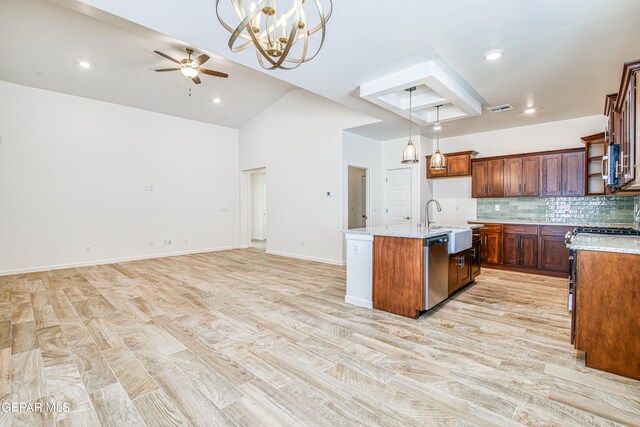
xmin=197 ymin=68 xmax=229 ymax=78
xmin=154 ymin=50 xmax=180 ymax=65
xmin=191 ymin=75 xmax=202 ymax=85
xmin=193 ymin=54 xmax=210 ymax=67
xmin=155 ymin=68 xmax=182 ymax=72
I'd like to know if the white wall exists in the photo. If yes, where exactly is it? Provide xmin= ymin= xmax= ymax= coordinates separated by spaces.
xmin=430 ymin=115 xmax=607 ymax=224
xmin=0 ymin=81 xmax=240 ymax=275
xmin=342 ymin=132 xmax=383 ymax=228
xmin=239 ymin=90 xmax=377 ymax=265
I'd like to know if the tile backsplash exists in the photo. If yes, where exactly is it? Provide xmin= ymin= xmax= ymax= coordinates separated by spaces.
xmin=477 ymin=196 xmax=637 ymax=225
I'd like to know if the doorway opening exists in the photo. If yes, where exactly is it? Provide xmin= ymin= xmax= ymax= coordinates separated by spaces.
xmin=348 ymin=166 xmax=368 ymax=229
xmin=250 ymin=168 xmax=267 ymax=250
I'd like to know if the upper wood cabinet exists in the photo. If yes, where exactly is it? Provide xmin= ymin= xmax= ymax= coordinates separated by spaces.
xmin=472 ymin=159 xmax=504 ymax=198
xmin=472 ymin=148 xmax=585 ymax=199
xmin=426 ymin=151 xmax=478 ymax=179
xmin=540 ymin=151 xmax=585 ymax=196
xmin=505 ymin=156 xmax=539 ymax=197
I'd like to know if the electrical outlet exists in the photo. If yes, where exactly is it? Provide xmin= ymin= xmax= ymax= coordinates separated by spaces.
xmin=301 ymin=241 xmax=305 ymax=248
xmin=220 ymin=207 xmax=230 ymax=212
xmin=455 ymin=205 xmax=460 ymax=212
xmin=495 ymin=205 xmax=500 ymax=212
xmin=85 ymin=246 xmax=91 ymax=253
xmin=184 ymin=238 xmax=188 ymax=245
xmin=149 ymin=241 xmax=154 ymax=247
xmin=353 ymin=244 xmax=359 ymax=255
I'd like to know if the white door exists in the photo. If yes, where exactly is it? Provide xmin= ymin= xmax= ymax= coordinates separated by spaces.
xmin=387 ymin=168 xmax=412 ymax=225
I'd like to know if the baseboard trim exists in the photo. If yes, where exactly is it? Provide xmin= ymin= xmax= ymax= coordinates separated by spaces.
xmin=266 ymin=249 xmax=345 ymax=266
xmin=0 ymin=245 xmax=241 ymax=276
xmin=345 ymin=295 xmax=373 ymax=309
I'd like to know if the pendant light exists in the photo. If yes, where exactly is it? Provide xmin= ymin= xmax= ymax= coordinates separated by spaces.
xmin=430 ymin=104 xmax=446 ymax=170
xmin=401 ymin=87 xmax=419 ymax=164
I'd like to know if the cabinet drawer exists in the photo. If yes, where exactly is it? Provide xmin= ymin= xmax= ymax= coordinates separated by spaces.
xmin=477 ymin=224 xmax=502 ymax=233
xmin=540 ymin=225 xmax=574 ymax=236
xmin=503 ymin=225 xmax=538 ymax=235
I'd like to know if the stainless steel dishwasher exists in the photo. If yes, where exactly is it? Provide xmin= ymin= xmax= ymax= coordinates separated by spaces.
xmin=423 ymin=235 xmax=449 ymax=310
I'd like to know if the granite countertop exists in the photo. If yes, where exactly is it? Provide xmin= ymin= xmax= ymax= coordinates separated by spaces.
xmin=568 ymin=234 xmax=640 ymax=255
xmin=344 ymin=225 xmax=450 ymax=239
xmin=471 ymin=219 xmax=635 ymax=228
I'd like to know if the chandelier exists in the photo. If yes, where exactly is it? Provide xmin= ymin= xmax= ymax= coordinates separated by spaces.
xmin=215 ymin=0 xmax=332 ymax=70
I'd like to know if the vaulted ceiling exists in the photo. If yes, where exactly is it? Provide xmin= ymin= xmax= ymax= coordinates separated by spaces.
xmin=3 ymin=0 xmax=640 ymax=139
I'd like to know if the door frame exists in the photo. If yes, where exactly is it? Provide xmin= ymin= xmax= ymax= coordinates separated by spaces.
xmin=343 ymin=164 xmax=371 ymax=231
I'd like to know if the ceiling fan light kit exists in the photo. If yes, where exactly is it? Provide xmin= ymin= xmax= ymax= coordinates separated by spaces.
xmin=154 ymin=48 xmax=229 ymax=84
xmin=216 ymin=0 xmax=332 ymax=70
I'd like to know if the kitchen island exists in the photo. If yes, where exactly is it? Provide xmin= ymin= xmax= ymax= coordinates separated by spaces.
xmin=567 ymin=233 xmax=640 ymax=380
xmin=344 ymin=224 xmax=481 ymax=318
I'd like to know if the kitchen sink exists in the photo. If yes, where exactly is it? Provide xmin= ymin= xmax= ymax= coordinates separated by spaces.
xmin=428 ymin=226 xmax=472 ymax=254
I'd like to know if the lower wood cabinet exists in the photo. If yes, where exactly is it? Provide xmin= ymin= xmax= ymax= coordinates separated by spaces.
xmin=471 ymin=237 xmax=481 ymax=279
xmin=503 ymin=225 xmax=538 ymax=268
xmin=480 ymin=225 xmax=501 ymax=265
xmin=471 ymin=223 xmax=573 ymax=276
xmin=448 ymin=250 xmax=471 ymax=295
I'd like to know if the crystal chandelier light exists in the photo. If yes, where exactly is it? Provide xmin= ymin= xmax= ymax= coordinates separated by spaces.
xmin=216 ymin=0 xmax=332 ymax=70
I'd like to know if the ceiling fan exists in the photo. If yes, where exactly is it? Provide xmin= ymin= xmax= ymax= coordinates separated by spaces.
xmin=154 ymin=48 xmax=229 ymax=84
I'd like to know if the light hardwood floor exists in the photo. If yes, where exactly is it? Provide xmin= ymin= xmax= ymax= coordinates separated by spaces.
xmin=1 ymin=249 xmax=639 ymax=426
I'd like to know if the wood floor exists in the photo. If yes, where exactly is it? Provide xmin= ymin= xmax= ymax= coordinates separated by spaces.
xmin=1 ymin=249 xmax=639 ymax=426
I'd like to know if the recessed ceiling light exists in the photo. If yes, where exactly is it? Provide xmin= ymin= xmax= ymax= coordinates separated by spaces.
xmin=213 ymin=98 xmax=221 ymax=104
xmin=433 ymin=125 xmax=442 ymax=131
xmin=524 ymin=107 xmax=536 ymax=114
xmin=484 ymin=49 xmax=503 ymax=61
xmin=78 ymin=61 xmax=91 ymax=69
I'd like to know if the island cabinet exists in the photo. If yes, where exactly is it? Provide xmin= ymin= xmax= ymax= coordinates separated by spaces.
xmin=502 ymin=225 xmax=538 ymax=268
xmin=471 ymin=159 xmax=504 ymax=198
xmin=448 ymin=250 xmax=471 ymax=296
xmin=573 ymin=250 xmax=640 ymax=380
xmin=372 ymin=236 xmax=424 ymax=319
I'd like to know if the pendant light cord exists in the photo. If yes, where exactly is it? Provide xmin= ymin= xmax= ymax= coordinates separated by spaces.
xmin=408 ymin=89 xmax=412 ymax=141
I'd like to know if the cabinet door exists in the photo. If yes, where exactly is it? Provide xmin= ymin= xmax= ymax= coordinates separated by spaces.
xmin=471 ymin=161 xmax=488 ymax=198
xmin=504 ymin=158 xmax=522 ymax=197
xmin=427 ymin=159 xmax=448 ymax=178
xmin=471 ymin=239 xmax=481 ymax=278
xmin=487 ymin=159 xmax=504 ymax=197
xmin=520 ymin=235 xmax=538 ymax=267
xmin=562 ymin=152 xmax=585 ymax=196
xmin=539 ymin=235 xmax=570 ymax=272
xmin=448 ymin=255 xmax=460 ymax=295
xmin=522 ymin=156 xmax=540 ymax=196
xmin=541 ymin=154 xmax=563 ymax=196
xmin=459 ymin=250 xmax=472 ymax=286
xmin=502 ymin=234 xmax=519 ymax=266
xmin=447 ymin=154 xmax=471 ymax=177
xmin=485 ymin=232 xmax=502 ymax=265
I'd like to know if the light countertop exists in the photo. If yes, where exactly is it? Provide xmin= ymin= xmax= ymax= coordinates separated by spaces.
xmin=344 ymin=224 xmax=480 ymax=239
xmin=568 ymin=234 xmax=640 ymax=255
xmin=471 ymin=219 xmax=634 ymax=228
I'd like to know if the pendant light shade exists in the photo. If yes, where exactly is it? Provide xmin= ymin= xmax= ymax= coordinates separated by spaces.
xmin=402 ymin=140 xmax=418 ymax=164
xmin=429 ymin=104 xmax=446 ymax=170
xmin=401 ymin=87 xmax=419 ymax=164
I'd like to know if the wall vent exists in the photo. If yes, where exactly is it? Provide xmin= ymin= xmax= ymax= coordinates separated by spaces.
xmin=487 ymin=104 xmax=513 ymax=113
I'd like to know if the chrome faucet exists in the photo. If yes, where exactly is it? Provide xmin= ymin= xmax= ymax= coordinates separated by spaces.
xmin=425 ymin=199 xmax=442 ymax=229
